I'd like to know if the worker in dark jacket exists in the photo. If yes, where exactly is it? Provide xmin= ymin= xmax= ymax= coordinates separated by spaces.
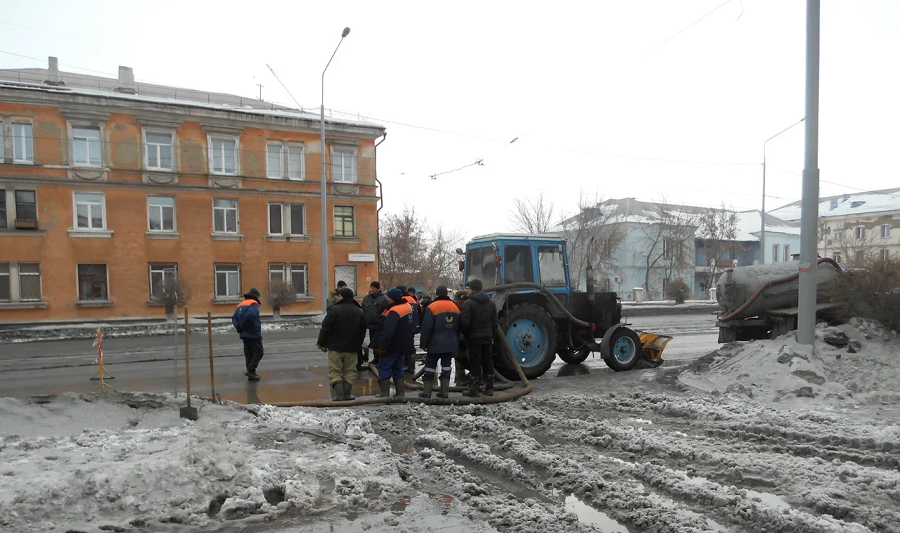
xmin=419 ymin=285 xmax=460 ymax=398
xmin=326 ymin=280 xmax=347 ymax=309
xmin=460 ymin=279 xmax=498 ymax=397
xmin=374 ymin=288 xmax=414 ymax=398
xmin=317 ymin=287 xmax=367 ymax=401
xmin=396 ymin=285 xmax=419 ymax=371
xmin=452 ymin=290 xmax=470 ymax=387
xmin=232 ymin=288 xmax=264 ymax=381
xmin=361 ymin=281 xmax=388 ymax=368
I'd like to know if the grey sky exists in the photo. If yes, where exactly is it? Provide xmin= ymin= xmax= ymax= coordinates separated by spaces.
xmin=1 ymin=0 xmax=898 ymax=242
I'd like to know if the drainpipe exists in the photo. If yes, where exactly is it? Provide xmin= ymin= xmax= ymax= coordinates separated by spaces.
xmin=374 ymin=132 xmax=387 ymax=279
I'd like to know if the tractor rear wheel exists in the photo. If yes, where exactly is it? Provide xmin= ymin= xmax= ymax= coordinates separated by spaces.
xmin=603 ymin=328 xmax=642 ymax=372
xmin=557 ymin=346 xmax=591 ymax=365
xmin=497 ymin=304 xmax=557 ymax=380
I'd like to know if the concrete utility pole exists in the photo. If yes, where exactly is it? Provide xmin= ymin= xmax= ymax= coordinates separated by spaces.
xmin=798 ymin=0 xmax=821 ymax=345
xmin=320 ymin=27 xmax=351 ymax=313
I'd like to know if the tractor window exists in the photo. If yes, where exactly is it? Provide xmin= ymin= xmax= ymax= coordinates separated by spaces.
xmin=504 ymin=245 xmax=534 ymax=283
xmin=466 ymin=246 xmax=496 ymax=285
xmin=538 ymin=246 xmax=567 ymax=286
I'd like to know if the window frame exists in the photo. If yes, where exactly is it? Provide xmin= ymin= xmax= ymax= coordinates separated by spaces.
xmin=289 ymin=203 xmax=305 ymax=236
xmin=881 ymin=224 xmax=892 ymax=239
xmin=287 ymin=143 xmax=305 ymax=181
xmin=12 ymin=122 xmax=34 ymax=164
xmin=331 ymin=146 xmax=358 ymax=183
xmin=268 ymin=202 xmax=284 ymax=235
xmin=0 ymin=190 xmax=6 ymax=230
xmin=73 ymin=191 xmax=107 ymax=231
xmin=214 ymin=263 xmax=242 ymax=299
xmin=883 ymin=249 xmax=891 ymax=261
xmin=0 ymin=262 xmax=9 ymax=302
xmin=77 ymin=263 xmax=109 ymax=301
xmin=834 ymin=252 xmax=842 ymax=264
xmin=266 ymin=142 xmax=284 ymax=178
xmin=334 ymin=205 xmax=355 ymax=237
xmin=772 ymin=244 xmax=780 ymax=263
xmin=208 ymin=135 xmax=240 ymax=176
xmin=212 ymin=198 xmax=239 ymax=234
xmin=71 ymin=124 xmax=104 ymax=167
xmin=290 ymin=263 xmax=308 ymax=296
xmin=18 ymin=262 xmax=42 ymax=302
xmin=784 ymin=244 xmax=791 ymax=261
xmin=148 ymin=263 xmax=178 ymax=300
xmin=856 ymin=226 xmax=866 ymax=240
xmin=147 ymin=195 xmax=176 ymax=232
xmin=143 ymin=129 xmax=175 ymax=171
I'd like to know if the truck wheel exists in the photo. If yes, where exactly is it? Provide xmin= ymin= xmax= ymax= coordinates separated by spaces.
xmin=603 ymin=328 xmax=642 ymax=372
xmin=557 ymin=346 xmax=591 ymax=365
xmin=498 ymin=304 xmax=557 ymax=380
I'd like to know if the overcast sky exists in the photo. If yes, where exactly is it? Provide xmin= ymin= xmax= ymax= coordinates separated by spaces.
xmin=2 ymin=0 xmax=899 ymax=242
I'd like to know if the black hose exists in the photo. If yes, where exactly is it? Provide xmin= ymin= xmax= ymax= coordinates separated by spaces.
xmin=487 ymin=282 xmax=593 ymax=328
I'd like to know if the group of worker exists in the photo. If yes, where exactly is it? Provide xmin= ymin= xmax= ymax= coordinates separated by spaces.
xmin=231 ymin=277 xmax=500 ymax=401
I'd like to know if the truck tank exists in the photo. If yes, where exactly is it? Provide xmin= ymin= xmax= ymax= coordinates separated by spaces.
xmin=715 ymin=260 xmax=841 ymax=321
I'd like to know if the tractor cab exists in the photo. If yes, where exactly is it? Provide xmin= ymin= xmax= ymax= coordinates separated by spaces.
xmin=464 ymin=233 xmax=570 ymax=303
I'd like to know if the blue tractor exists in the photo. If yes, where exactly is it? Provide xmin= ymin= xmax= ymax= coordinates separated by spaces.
xmin=462 ymin=233 xmax=670 ymax=380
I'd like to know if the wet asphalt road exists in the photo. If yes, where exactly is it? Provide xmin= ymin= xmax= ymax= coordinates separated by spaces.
xmin=0 ymin=314 xmax=719 ymax=401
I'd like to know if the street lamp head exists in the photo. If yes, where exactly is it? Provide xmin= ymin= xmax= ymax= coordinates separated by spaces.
xmin=342 ymin=27 xmax=351 ymax=38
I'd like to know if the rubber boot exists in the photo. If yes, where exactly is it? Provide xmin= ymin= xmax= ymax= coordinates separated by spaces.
xmin=437 ymin=376 xmax=451 ymax=399
xmin=454 ymin=360 xmax=469 ymax=387
xmin=483 ymin=376 xmax=494 ymax=397
xmin=393 ymin=377 xmax=406 ymax=398
xmin=332 ymin=382 xmax=346 ymax=401
xmin=377 ymin=379 xmax=391 ymax=398
xmin=418 ymin=377 xmax=434 ymax=398
xmin=342 ymin=379 xmax=356 ymax=401
xmin=462 ymin=378 xmax=480 ymax=398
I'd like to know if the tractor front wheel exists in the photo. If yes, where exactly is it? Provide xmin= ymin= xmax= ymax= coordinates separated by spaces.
xmin=603 ymin=328 xmax=642 ymax=372
xmin=498 ymin=304 xmax=558 ymax=380
xmin=557 ymin=346 xmax=592 ymax=365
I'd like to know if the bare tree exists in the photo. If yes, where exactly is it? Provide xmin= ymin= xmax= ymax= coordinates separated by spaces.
xmin=420 ymin=225 xmax=466 ymax=289
xmin=559 ymin=191 xmax=626 ymax=290
xmin=510 ymin=193 xmax=555 ymax=234
xmin=267 ymin=280 xmax=296 ymax=320
xmin=636 ymin=199 xmax=699 ymax=300
xmin=826 ymin=222 xmax=885 ymax=268
xmin=696 ymin=205 xmax=746 ymax=291
xmin=379 ymin=206 xmax=465 ymax=291
xmin=151 ymin=275 xmax=189 ymax=321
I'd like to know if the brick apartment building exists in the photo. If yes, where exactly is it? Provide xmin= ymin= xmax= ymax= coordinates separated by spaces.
xmin=0 ymin=58 xmax=385 ymax=324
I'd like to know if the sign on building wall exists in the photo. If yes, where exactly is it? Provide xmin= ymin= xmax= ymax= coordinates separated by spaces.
xmin=348 ymin=254 xmax=375 ymax=262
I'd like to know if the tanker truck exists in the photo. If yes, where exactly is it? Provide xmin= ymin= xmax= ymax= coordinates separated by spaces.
xmin=715 ymin=258 xmax=843 ymax=342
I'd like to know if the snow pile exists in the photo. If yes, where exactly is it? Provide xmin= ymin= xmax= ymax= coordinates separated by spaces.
xmin=679 ymin=319 xmax=900 ymax=403
xmin=0 ymin=393 xmax=404 ymax=533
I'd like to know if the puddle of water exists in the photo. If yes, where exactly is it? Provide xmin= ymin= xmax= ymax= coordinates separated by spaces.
xmin=565 ymin=494 xmax=631 ymax=533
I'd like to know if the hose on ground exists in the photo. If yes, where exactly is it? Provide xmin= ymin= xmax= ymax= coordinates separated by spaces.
xmin=486 ymin=282 xmax=593 ymax=329
xmin=719 ymin=257 xmax=842 ymax=322
xmin=270 ymin=324 xmax=532 ymax=407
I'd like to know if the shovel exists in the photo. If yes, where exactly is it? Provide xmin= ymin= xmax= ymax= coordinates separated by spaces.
xmin=180 ymin=307 xmax=199 ymax=421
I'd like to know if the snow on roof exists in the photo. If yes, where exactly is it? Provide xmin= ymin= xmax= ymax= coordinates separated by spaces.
xmin=730 ymin=210 xmax=801 ymax=240
xmin=0 ymin=79 xmax=384 ymax=131
xmin=469 ymin=233 xmax=563 ymax=242
xmin=770 ymin=188 xmax=900 ymax=221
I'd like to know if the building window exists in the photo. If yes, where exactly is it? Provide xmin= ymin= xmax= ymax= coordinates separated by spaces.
xmin=213 ymin=198 xmax=238 ymax=233
xmin=78 ymin=264 xmax=108 ymax=301
xmin=288 ymin=145 xmax=304 ymax=180
xmin=268 ymin=263 xmax=309 ymax=296
xmin=268 ymin=203 xmax=283 ymax=235
xmin=772 ymin=244 xmax=780 ymax=263
xmin=214 ymin=263 xmax=241 ymax=298
xmin=834 ymin=252 xmax=842 ymax=264
xmin=334 ymin=205 xmax=355 ymax=236
xmin=266 ymin=143 xmax=283 ymax=178
xmin=74 ymin=192 xmax=106 ymax=230
xmin=0 ymin=190 xmax=6 ymax=230
xmin=882 ymin=224 xmax=892 ymax=239
xmin=0 ymin=263 xmax=9 ymax=301
xmin=145 ymin=131 xmax=174 ymax=171
xmin=331 ymin=147 xmax=357 ymax=183
xmin=147 ymin=196 xmax=176 ymax=232
xmin=266 ymin=142 xmax=305 ymax=180
xmin=856 ymin=226 xmax=866 ymax=240
xmin=13 ymin=123 xmax=34 ymax=163
xmin=13 ymin=190 xmax=37 ymax=229
xmin=269 ymin=262 xmax=286 ymax=284
xmin=289 ymin=203 xmax=305 ymax=235
xmin=784 ymin=244 xmax=791 ymax=261
xmin=73 ymin=126 xmax=102 ymax=166
xmin=883 ymin=249 xmax=891 ymax=261
xmin=334 ymin=264 xmax=357 ymax=295
xmin=210 ymin=137 xmax=237 ymax=175
xmin=18 ymin=263 xmax=41 ymax=302
xmin=0 ymin=126 xmax=3 ymax=160
xmin=149 ymin=263 xmax=177 ymax=299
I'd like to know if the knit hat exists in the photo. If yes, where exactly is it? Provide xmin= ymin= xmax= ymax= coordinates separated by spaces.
xmin=338 ymin=288 xmax=355 ymax=300
xmin=387 ymin=288 xmax=404 ymax=301
xmin=454 ymin=291 xmax=467 ymax=300
xmin=397 ymin=285 xmax=407 ymax=294
xmin=466 ymin=279 xmax=483 ymax=291
xmin=407 ymin=287 xmax=417 ymax=294
xmin=435 ymin=285 xmax=448 ymax=297
xmin=336 ymin=280 xmax=347 ymax=288
xmin=244 ymin=287 xmax=261 ymax=300
xmin=370 ymin=281 xmax=381 ymax=289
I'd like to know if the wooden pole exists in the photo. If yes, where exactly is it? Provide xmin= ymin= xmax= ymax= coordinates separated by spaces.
xmin=184 ymin=307 xmax=191 ymax=400
xmin=208 ymin=311 xmax=217 ymax=401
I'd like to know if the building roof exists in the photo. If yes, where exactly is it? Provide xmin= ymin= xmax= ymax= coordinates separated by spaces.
xmin=769 ymin=187 xmax=900 ymax=221
xmin=469 ymin=233 xmax=563 ymax=242
xmin=0 ymin=63 xmax=384 ymax=131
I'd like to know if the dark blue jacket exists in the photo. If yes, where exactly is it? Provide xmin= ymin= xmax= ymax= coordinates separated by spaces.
xmin=420 ymin=296 xmax=461 ymax=354
xmin=232 ymin=298 xmax=262 ymax=339
xmin=376 ymin=300 xmax=415 ymax=355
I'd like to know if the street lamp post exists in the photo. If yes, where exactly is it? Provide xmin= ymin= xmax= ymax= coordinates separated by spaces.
xmin=761 ymin=117 xmax=805 ymax=264
xmin=320 ymin=27 xmax=351 ymax=313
